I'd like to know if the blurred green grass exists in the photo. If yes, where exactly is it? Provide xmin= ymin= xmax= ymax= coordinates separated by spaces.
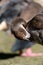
xmin=0 ymin=31 xmax=43 ymax=65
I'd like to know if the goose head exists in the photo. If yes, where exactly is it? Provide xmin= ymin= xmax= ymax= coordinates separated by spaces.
xmin=11 ymin=17 xmax=30 ymax=40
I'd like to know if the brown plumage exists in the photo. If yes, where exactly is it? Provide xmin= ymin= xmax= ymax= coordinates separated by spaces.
xmin=26 ymin=12 xmax=43 ymax=44
xmin=20 ymin=2 xmax=43 ymax=23
xmin=11 ymin=2 xmax=43 ymax=41
xmin=31 ymin=13 xmax=43 ymax=29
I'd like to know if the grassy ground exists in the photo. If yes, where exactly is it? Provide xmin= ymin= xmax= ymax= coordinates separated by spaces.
xmin=0 ymin=31 xmax=43 ymax=65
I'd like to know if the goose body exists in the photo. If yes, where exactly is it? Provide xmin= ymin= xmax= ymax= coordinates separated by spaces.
xmin=11 ymin=2 xmax=43 ymax=41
